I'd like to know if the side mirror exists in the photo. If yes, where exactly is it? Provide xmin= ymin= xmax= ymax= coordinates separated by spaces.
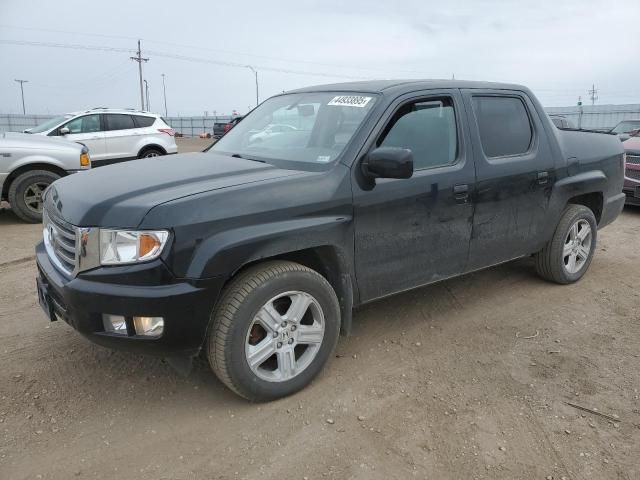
xmin=59 ymin=127 xmax=70 ymax=135
xmin=362 ymin=146 xmax=413 ymax=179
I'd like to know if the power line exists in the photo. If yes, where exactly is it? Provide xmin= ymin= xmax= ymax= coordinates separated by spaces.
xmin=0 ymin=24 xmax=428 ymax=76
xmin=0 ymin=38 xmax=368 ymax=80
xmin=0 ymin=39 xmax=133 ymax=53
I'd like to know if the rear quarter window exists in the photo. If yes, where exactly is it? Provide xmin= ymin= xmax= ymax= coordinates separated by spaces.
xmin=472 ymin=96 xmax=533 ymax=157
xmin=133 ymin=115 xmax=156 ymax=128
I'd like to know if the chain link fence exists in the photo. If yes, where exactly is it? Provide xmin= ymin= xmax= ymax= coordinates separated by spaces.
xmin=2 ymin=104 xmax=640 ymax=135
xmin=0 ymin=114 xmax=233 ymax=137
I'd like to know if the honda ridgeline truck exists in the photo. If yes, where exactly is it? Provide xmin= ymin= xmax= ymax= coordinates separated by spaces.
xmin=36 ymin=80 xmax=625 ymax=401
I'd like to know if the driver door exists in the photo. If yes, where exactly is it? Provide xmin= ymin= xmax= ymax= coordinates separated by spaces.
xmin=59 ymin=114 xmax=107 ymax=162
xmin=353 ymin=90 xmax=476 ymax=302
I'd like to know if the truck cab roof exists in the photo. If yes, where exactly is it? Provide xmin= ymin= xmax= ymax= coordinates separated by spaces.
xmin=287 ymin=79 xmax=530 ymax=96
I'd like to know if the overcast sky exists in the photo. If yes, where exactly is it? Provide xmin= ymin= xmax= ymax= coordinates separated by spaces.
xmin=1 ymin=0 xmax=639 ymax=116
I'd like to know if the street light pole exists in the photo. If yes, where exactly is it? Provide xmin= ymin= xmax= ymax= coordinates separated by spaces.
xmin=144 ymin=80 xmax=150 ymax=111
xmin=161 ymin=73 xmax=168 ymax=117
xmin=14 ymin=79 xmax=28 ymax=114
xmin=245 ymin=65 xmax=259 ymax=107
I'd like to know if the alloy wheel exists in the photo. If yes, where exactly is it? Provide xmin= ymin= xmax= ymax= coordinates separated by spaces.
xmin=563 ymin=219 xmax=592 ymax=274
xmin=244 ymin=291 xmax=325 ymax=382
xmin=22 ymin=182 xmax=49 ymax=214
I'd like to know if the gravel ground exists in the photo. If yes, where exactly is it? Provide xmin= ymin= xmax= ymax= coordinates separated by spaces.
xmin=0 ymin=155 xmax=638 ymax=479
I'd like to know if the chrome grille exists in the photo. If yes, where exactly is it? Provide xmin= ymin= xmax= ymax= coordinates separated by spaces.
xmin=43 ymin=209 xmax=78 ymax=275
xmin=626 ymin=154 xmax=640 ymax=165
xmin=626 ymin=169 xmax=640 ymax=181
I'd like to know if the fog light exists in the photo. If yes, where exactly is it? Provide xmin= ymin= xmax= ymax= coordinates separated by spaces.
xmin=103 ymin=314 xmax=128 ymax=335
xmin=133 ymin=316 xmax=164 ymax=337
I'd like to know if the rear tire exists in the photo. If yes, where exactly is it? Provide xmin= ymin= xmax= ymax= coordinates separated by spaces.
xmin=534 ymin=204 xmax=597 ymax=284
xmin=207 ymin=261 xmax=341 ymax=401
xmin=139 ymin=147 xmax=164 ymax=158
xmin=8 ymin=170 xmax=60 ymax=223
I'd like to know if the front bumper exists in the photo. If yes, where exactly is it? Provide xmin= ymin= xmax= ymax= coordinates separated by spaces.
xmin=599 ymin=192 xmax=626 ymax=228
xmin=623 ymin=174 xmax=640 ymax=206
xmin=623 ymin=186 xmax=640 ymax=206
xmin=36 ymin=241 xmax=224 ymax=358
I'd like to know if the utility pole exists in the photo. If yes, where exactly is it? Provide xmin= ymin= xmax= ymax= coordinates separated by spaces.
xmin=577 ymin=96 xmax=583 ymax=129
xmin=245 ymin=65 xmax=259 ymax=107
xmin=14 ymin=79 xmax=28 ymax=114
xmin=144 ymin=80 xmax=150 ymax=111
xmin=130 ymin=40 xmax=148 ymax=110
xmin=161 ymin=73 xmax=168 ymax=117
xmin=588 ymin=84 xmax=598 ymax=105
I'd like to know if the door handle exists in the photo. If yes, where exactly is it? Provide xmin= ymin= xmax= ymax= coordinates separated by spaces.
xmin=453 ymin=184 xmax=470 ymax=204
xmin=537 ymin=171 xmax=549 ymax=185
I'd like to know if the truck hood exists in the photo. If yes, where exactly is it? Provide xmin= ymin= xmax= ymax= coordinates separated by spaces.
xmin=46 ymin=152 xmax=308 ymax=227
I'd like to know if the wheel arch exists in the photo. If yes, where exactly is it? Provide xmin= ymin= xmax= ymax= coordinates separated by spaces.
xmin=2 ymin=163 xmax=67 ymax=200
xmin=137 ymin=144 xmax=167 ymax=158
xmin=543 ymin=170 xmax=607 ymax=241
xmin=567 ymin=191 xmax=603 ymax=224
xmin=219 ymin=245 xmax=355 ymax=336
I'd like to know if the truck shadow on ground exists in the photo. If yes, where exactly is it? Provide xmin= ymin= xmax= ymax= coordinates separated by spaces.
xmin=27 ymin=256 xmax=538 ymax=408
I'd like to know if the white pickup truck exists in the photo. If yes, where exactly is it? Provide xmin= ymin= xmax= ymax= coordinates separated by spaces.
xmin=0 ymin=132 xmax=91 ymax=222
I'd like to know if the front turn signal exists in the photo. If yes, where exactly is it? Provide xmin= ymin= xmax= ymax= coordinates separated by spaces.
xmin=80 ymin=152 xmax=91 ymax=167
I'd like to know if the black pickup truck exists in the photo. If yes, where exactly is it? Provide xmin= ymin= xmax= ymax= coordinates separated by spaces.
xmin=36 ymin=80 xmax=625 ymax=401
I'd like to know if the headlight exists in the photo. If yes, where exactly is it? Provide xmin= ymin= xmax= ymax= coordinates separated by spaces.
xmin=99 ymin=230 xmax=169 ymax=265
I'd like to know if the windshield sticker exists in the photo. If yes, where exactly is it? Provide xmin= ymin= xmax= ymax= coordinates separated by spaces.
xmin=328 ymin=95 xmax=372 ymax=108
xmin=316 ymin=155 xmax=332 ymax=163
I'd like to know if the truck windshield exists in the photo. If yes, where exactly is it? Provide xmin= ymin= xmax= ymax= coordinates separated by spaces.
xmin=28 ymin=115 xmax=73 ymax=134
xmin=211 ymin=92 xmax=377 ymax=164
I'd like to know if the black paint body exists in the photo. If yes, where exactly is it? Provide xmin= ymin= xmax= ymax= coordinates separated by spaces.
xmin=35 ymin=80 xmax=626 ymax=358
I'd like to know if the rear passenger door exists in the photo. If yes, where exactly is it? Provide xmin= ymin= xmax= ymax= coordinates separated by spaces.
xmin=461 ymin=90 xmax=555 ymax=269
xmin=353 ymin=90 xmax=475 ymax=302
xmin=102 ymin=114 xmax=138 ymax=164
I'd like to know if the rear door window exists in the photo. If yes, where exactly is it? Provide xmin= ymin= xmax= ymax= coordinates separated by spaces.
xmin=472 ymin=96 xmax=533 ymax=157
xmin=105 ymin=114 xmax=136 ymax=131
xmin=133 ymin=115 xmax=155 ymax=128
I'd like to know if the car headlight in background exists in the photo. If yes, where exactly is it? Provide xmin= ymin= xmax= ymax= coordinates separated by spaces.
xmin=99 ymin=230 xmax=169 ymax=265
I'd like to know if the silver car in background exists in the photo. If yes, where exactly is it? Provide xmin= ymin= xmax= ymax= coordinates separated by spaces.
xmin=0 ymin=132 xmax=90 ymax=223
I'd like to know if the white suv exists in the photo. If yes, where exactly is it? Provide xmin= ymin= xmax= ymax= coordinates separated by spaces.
xmin=26 ymin=109 xmax=177 ymax=166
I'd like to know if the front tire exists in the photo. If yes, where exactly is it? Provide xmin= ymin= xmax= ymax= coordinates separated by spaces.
xmin=207 ymin=261 xmax=341 ymax=401
xmin=8 ymin=170 xmax=60 ymax=223
xmin=534 ymin=204 xmax=597 ymax=284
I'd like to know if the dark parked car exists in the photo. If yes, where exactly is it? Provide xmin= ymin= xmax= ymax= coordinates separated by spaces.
xmin=549 ymin=114 xmax=576 ymax=129
xmin=213 ymin=116 xmax=243 ymax=139
xmin=622 ymin=134 xmax=640 ymax=205
xmin=610 ymin=119 xmax=640 ymax=141
xmin=36 ymin=80 xmax=625 ymax=401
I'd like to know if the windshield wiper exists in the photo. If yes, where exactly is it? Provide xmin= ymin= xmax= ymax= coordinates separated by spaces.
xmin=231 ymin=153 xmax=265 ymax=163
